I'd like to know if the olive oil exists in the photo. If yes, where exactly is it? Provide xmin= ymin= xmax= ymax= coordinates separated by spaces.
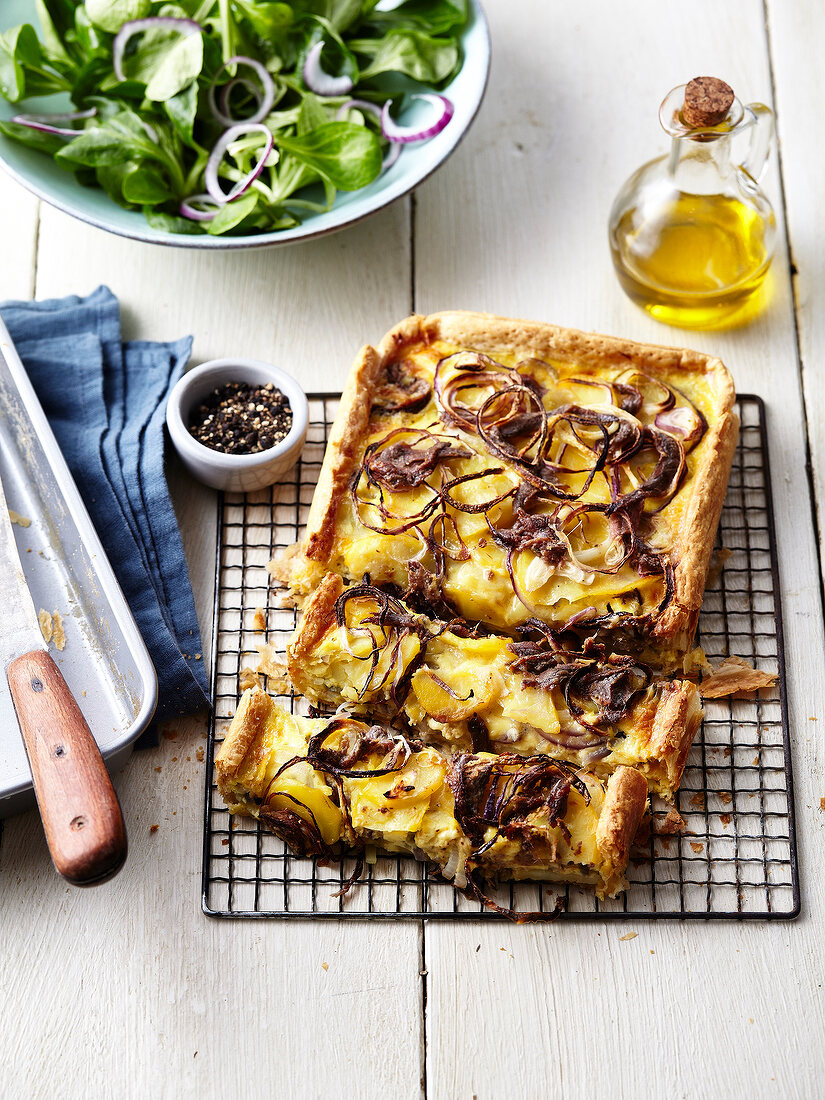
xmin=608 ymin=77 xmax=776 ymax=330
xmin=610 ymin=192 xmax=775 ymax=328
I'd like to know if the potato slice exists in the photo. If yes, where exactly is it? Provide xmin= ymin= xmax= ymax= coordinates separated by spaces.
xmin=411 ymin=666 xmax=497 ymax=722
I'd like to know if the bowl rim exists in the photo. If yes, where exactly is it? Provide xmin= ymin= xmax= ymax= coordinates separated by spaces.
xmin=0 ymin=0 xmax=491 ymax=250
xmin=166 ymin=357 xmax=309 ymax=470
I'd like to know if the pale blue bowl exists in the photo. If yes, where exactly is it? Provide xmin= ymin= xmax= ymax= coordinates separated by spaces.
xmin=0 ymin=1 xmax=490 ymax=249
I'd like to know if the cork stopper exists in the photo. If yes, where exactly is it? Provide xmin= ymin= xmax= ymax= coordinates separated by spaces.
xmin=682 ymin=76 xmax=734 ymax=128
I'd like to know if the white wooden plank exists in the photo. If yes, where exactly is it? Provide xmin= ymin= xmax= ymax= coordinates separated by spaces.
xmin=416 ymin=2 xmax=825 ymax=1097
xmin=33 ymin=201 xmax=411 ymax=390
xmin=767 ymin=4 xmax=825 ymax=597
xmin=0 ymin=174 xmax=38 ymax=301
xmin=0 ymin=195 xmax=423 ymax=1098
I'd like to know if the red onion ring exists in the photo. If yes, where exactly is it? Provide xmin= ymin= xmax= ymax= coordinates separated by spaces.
xmin=180 ymin=193 xmax=220 ymax=222
xmin=204 ymin=123 xmax=274 ymax=204
xmin=113 ymin=17 xmax=201 ymax=83
xmin=10 ymin=108 xmax=96 ymax=138
xmin=336 ymin=99 xmax=402 ymax=171
xmin=303 ymin=41 xmax=354 ymax=97
xmin=208 ymin=56 xmax=276 ymax=128
xmin=381 ymin=93 xmax=454 ymax=144
xmin=654 ymin=404 xmax=705 ymax=446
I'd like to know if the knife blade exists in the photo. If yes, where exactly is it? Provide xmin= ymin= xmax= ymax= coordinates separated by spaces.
xmin=0 ymin=470 xmax=127 ymax=885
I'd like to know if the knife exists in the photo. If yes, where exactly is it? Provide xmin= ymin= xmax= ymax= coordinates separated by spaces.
xmin=0 ymin=471 xmax=127 ymax=885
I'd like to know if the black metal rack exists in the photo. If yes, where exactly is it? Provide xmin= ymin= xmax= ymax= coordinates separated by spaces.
xmin=201 ymin=394 xmax=799 ymax=920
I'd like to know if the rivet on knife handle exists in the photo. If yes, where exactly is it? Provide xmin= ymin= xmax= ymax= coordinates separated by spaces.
xmin=8 ymin=650 xmax=127 ymax=886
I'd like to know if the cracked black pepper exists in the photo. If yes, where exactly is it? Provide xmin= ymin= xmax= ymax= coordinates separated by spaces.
xmin=188 ymin=381 xmax=293 ymax=455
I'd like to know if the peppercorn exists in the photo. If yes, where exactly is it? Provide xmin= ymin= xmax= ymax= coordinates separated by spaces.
xmin=188 ymin=380 xmax=293 ymax=455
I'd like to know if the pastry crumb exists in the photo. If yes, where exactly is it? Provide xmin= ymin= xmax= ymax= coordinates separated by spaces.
xmin=238 ymin=666 xmax=262 ymax=692
xmin=38 ymin=609 xmax=53 ymax=643
xmin=154 ymin=766 xmax=162 ymax=773
xmin=700 ymin=655 xmax=777 ymax=698
xmin=221 ymin=838 xmax=229 ymax=846
xmin=819 ymin=798 xmax=825 ymax=812
xmin=719 ymin=813 xmax=732 ymax=826
xmin=658 ymin=809 xmax=687 ymax=835
xmin=52 ymin=610 xmax=65 ymax=651
xmin=149 ymin=824 xmax=159 ymax=834
xmin=255 ymin=643 xmax=290 ymax=689
xmin=9 ymin=509 xmax=31 ymax=527
xmin=690 ymin=793 xmax=705 ymax=810
xmin=719 ymin=791 xmax=732 ymax=804
xmin=690 ymin=842 xmax=704 ymax=853
xmin=620 ymin=932 xmax=637 ymax=941
xmin=321 ymin=962 xmax=329 ymax=971
xmin=196 ymin=747 xmax=204 ymax=762
xmin=253 ymin=607 xmax=267 ymax=631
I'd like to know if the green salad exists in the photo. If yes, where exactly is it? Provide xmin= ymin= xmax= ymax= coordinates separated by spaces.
xmin=0 ymin=1 xmax=467 ymax=235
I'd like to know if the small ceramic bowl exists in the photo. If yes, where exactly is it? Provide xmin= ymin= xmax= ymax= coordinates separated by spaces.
xmin=166 ymin=358 xmax=308 ymax=492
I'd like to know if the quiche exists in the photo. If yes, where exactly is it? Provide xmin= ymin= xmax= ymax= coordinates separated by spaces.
xmin=286 ymin=572 xmax=703 ymax=800
xmin=275 ymin=312 xmax=738 ymax=663
xmin=217 ymin=312 xmax=738 ymax=909
xmin=215 ymin=688 xmax=649 ymax=901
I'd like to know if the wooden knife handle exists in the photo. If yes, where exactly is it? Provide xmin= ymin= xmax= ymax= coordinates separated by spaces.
xmin=8 ymin=649 xmax=127 ymax=886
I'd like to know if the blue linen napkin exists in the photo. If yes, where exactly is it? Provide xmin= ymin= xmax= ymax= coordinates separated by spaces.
xmin=1 ymin=285 xmax=210 ymax=746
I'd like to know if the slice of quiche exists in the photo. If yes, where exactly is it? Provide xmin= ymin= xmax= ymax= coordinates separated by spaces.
xmin=274 ymin=312 xmax=737 ymax=665
xmin=215 ymin=689 xmax=649 ymax=902
xmin=286 ymin=572 xmax=703 ymax=800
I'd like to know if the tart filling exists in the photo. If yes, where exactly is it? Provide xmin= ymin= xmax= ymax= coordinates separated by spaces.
xmin=215 ymin=688 xmax=649 ymax=901
xmin=287 ymin=573 xmax=703 ymax=799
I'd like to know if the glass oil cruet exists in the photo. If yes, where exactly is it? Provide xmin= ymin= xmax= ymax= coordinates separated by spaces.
xmin=608 ymin=76 xmax=776 ymax=329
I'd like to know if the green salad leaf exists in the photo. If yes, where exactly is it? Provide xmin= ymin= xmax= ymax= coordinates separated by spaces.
xmin=0 ymin=0 xmax=469 ymax=236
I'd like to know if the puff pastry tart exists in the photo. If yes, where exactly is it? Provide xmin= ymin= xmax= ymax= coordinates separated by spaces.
xmin=216 ymin=688 xmax=649 ymax=901
xmin=275 ymin=312 xmax=737 ymax=664
xmin=287 ymin=572 xmax=703 ymax=800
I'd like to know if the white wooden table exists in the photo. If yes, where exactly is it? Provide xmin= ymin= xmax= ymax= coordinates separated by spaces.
xmin=2 ymin=3 xmax=824 ymax=1097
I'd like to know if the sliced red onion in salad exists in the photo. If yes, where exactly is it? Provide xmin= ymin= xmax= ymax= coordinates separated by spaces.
xmin=208 ymin=56 xmax=276 ymax=128
xmin=179 ymin=193 xmax=220 ymax=222
xmin=381 ymin=93 xmax=454 ymax=144
xmin=113 ymin=17 xmax=201 ymax=83
xmin=303 ymin=41 xmax=354 ymax=97
xmin=10 ymin=108 xmax=96 ymax=138
xmin=204 ymin=123 xmax=274 ymax=204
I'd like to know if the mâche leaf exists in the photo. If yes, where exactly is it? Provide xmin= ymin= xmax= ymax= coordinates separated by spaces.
xmin=277 ymin=121 xmax=382 ymax=190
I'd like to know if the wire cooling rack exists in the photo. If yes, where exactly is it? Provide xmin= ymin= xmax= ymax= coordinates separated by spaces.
xmin=202 ymin=394 xmax=799 ymax=921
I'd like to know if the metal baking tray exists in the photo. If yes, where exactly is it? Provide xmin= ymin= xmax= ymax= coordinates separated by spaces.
xmin=0 ymin=317 xmax=157 ymax=816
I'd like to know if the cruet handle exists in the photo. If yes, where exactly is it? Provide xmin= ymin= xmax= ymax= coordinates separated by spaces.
xmin=740 ymin=102 xmax=774 ymax=181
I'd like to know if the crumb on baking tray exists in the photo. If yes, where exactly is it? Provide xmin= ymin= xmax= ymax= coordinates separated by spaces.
xmin=620 ymin=932 xmax=638 ymax=941
xmin=253 ymin=606 xmax=267 ymax=631
xmin=38 ymin=608 xmax=66 ymax=650
xmin=149 ymin=824 xmax=159 ymax=834
xmin=9 ymin=509 xmax=31 ymax=527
